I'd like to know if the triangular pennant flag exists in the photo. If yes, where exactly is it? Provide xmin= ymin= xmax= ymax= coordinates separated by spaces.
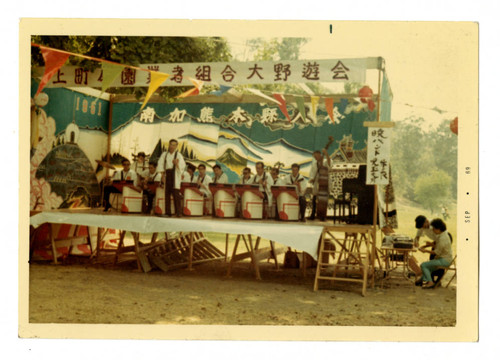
xmin=247 ymin=88 xmax=281 ymax=105
xmin=339 ymin=98 xmax=349 ymax=113
xmin=310 ymin=96 xmax=319 ymax=124
xmin=272 ymin=94 xmax=291 ymax=122
xmin=177 ymin=87 xmax=199 ymax=98
xmin=35 ymin=46 xmax=70 ymax=96
xmin=295 ymin=96 xmax=306 ymax=121
xmin=189 ymin=77 xmax=204 ymax=90
xmin=211 ymin=85 xmax=232 ymax=96
xmin=140 ymin=71 xmax=170 ymax=110
xmin=176 ymin=77 xmax=204 ymax=98
xmin=101 ymin=62 xmax=125 ymax=93
xmin=92 ymin=62 xmax=126 ymax=102
xmin=324 ymin=97 xmax=335 ymax=124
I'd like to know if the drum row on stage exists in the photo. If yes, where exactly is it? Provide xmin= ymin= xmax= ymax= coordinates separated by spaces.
xmin=110 ymin=182 xmax=301 ymax=221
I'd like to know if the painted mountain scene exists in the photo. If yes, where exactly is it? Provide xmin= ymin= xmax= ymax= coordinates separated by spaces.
xmin=109 ymin=101 xmax=373 ymax=182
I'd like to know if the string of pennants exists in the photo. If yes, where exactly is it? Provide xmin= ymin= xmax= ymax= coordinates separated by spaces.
xmin=32 ymin=43 xmax=377 ymax=120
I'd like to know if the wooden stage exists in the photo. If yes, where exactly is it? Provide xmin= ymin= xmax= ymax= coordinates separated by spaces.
xmin=30 ymin=209 xmax=378 ymax=296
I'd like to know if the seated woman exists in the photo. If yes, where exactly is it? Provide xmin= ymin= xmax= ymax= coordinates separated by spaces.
xmin=417 ymin=218 xmax=453 ymax=289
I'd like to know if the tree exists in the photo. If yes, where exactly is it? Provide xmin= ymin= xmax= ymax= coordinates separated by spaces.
xmin=390 ymin=117 xmax=431 ymax=201
xmin=247 ymin=38 xmax=308 ymax=61
xmin=428 ymin=119 xmax=458 ymax=199
xmin=414 ymin=169 xmax=451 ymax=214
xmin=31 ymin=36 xmax=232 ymax=100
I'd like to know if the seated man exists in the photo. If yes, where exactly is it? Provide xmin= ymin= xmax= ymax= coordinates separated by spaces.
xmin=253 ymin=161 xmax=273 ymax=218
xmin=238 ymin=167 xmax=253 ymax=184
xmin=132 ymin=151 xmax=148 ymax=176
xmin=103 ymin=158 xmax=141 ymax=211
xmin=212 ymin=164 xmax=228 ymax=184
xmin=270 ymin=167 xmax=285 ymax=186
xmin=418 ymin=218 xmax=453 ymax=289
xmin=193 ymin=164 xmax=212 ymax=198
xmin=141 ymin=161 xmax=162 ymax=214
xmin=236 ymin=167 xmax=253 ymax=217
xmin=410 ymin=216 xmax=453 ymax=287
xmin=182 ymin=163 xmax=197 ymax=183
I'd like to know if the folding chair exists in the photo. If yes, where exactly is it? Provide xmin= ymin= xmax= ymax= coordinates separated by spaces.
xmin=435 ymin=255 xmax=457 ymax=288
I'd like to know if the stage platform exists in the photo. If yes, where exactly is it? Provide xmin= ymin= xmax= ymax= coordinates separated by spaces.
xmin=30 ymin=209 xmax=327 ymax=259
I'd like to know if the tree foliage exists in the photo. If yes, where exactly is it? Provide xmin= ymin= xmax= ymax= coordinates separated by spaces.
xmin=414 ymin=169 xmax=452 ymax=213
xmin=391 ymin=117 xmax=457 ymax=206
xmin=31 ymin=36 xmax=232 ymax=100
xmin=247 ymin=37 xmax=308 ymax=61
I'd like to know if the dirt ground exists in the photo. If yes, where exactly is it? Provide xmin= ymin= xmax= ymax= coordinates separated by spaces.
xmin=28 ymin=257 xmax=456 ymax=327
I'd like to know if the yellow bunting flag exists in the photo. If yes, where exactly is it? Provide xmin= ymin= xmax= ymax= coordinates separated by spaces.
xmin=140 ymin=71 xmax=170 ymax=110
xmin=310 ymin=96 xmax=319 ymax=124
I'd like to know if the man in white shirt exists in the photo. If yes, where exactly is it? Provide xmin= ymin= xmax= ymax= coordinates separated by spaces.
xmin=238 ymin=167 xmax=253 ymax=184
xmin=103 ymin=158 xmax=140 ymax=211
xmin=157 ymin=139 xmax=186 ymax=217
xmin=253 ymin=162 xmax=273 ymax=219
xmin=132 ymin=151 xmax=148 ymax=177
xmin=308 ymin=148 xmax=331 ymax=220
xmin=194 ymin=164 xmax=212 ymax=198
xmin=141 ymin=161 xmax=162 ymax=214
xmin=212 ymin=164 xmax=228 ymax=184
xmin=270 ymin=167 xmax=285 ymax=186
xmin=269 ymin=168 xmax=284 ymax=219
xmin=286 ymin=163 xmax=307 ymax=221
xmin=182 ymin=163 xmax=197 ymax=183
xmin=414 ymin=215 xmax=439 ymax=247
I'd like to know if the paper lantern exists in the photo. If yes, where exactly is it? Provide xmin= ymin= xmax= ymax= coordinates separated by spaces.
xmin=358 ymin=86 xmax=376 ymax=112
xmin=450 ymin=117 xmax=458 ymax=135
xmin=34 ymin=92 xmax=49 ymax=107
xmin=358 ymin=86 xmax=373 ymax=103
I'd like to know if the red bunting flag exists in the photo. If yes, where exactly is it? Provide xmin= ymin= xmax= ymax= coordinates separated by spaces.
xmin=35 ymin=46 xmax=70 ymax=96
xmin=272 ymin=93 xmax=291 ymax=122
xmin=176 ymin=77 xmax=204 ymax=98
xmin=324 ymin=97 xmax=335 ymax=124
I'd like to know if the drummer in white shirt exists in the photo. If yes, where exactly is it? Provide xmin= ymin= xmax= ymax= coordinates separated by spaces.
xmin=141 ymin=161 xmax=162 ymax=214
xmin=269 ymin=167 xmax=284 ymax=219
xmin=285 ymin=163 xmax=307 ymax=222
xmin=253 ymin=161 xmax=273 ymax=219
xmin=194 ymin=164 xmax=212 ymax=198
xmin=182 ymin=163 xmax=197 ymax=183
xmin=103 ymin=158 xmax=141 ymax=211
xmin=212 ymin=164 xmax=228 ymax=184
xmin=132 ymin=151 xmax=148 ymax=177
xmin=238 ymin=167 xmax=253 ymax=184
xmin=270 ymin=167 xmax=285 ymax=186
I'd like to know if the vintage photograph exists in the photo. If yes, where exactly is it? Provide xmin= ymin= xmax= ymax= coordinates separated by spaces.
xmin=20 ymin=19 xmax=478 ymax=341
